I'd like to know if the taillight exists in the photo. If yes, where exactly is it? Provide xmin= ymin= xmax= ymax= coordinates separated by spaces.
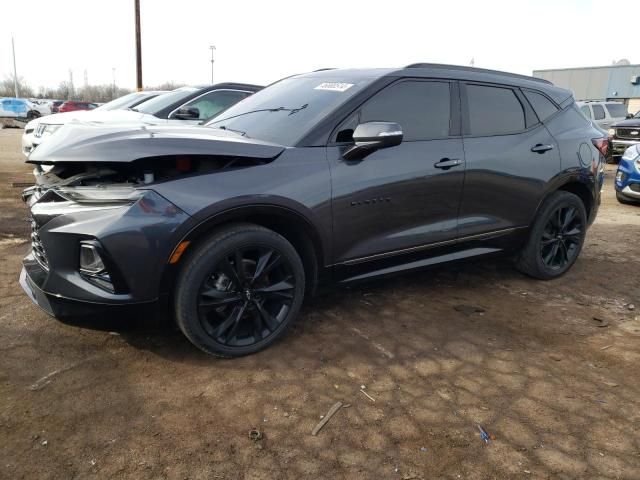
xmin=592 ymin=137 xmax=609 ymax=157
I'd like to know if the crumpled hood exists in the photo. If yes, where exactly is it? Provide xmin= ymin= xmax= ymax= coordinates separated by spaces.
xmin=27 ymin=122 xmax=285 ymax=164
xmin=612 ymin=118 xmax=640 ymax=128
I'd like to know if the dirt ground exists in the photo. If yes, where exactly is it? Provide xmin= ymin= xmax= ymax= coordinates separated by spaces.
xmin=0 ymin=127 xmax=639 ymax=480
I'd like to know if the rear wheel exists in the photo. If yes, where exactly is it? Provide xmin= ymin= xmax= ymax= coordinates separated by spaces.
xmin=174 ymin=224 xmax=305 ymax=357
xmin=516 ymin=191 xmax=587 ymax=280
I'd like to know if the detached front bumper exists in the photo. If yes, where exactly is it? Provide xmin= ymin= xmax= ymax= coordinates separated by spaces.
xmin=20 ymin=189 xmax=190 ymax=318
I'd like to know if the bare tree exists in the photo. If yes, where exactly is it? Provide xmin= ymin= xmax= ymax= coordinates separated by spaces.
xmin=0 ymin=75 xmax=34 ymax=98
xmin=146 ymin=81 xmax=185 ymax=91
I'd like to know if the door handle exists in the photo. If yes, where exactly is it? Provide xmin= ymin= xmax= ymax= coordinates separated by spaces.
xmin=531 ymin=144 xmax=554 ymax=154
xmin=434 ymin=158 xmax=462 ymax=170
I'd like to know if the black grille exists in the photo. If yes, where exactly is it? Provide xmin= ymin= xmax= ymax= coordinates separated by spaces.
xmin=30 ymin=220 xmax=49 ymax=270
xmin=629 ymin=183 xmax=640 ymax=193
xmin=616 ymin=128 xmax=640 ymax=140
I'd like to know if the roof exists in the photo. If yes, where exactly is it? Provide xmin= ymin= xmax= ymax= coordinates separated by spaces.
xmin=300 ymin=63 xmax=571 ymax=104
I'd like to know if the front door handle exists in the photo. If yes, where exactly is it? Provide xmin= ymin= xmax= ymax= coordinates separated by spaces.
xmin=434 ymin=158 xmax=462 ymax=170
xmin=531 ymin=144 xmax=554 ymax=154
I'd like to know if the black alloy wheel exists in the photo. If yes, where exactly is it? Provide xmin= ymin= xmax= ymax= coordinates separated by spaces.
xmin=197 ymin=246 xmax=296 ymax=347
xmin=175 ymin=224 xmax=305 ymax=357
xmin=515 ymin=191 xmax=587 ymax=280
xmin=539 ymin=205 xmax=583 ymax=270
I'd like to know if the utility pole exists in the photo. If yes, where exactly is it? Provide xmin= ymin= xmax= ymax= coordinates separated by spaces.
xmin=68 ymin=69 xmax=74 ymax=100
xmin=11 ymin=37 xmax=19 ymax=98
xmin=134 ymin=0 xmax=143 ymax=91
xmin=210 ymin=45 xmax=216 ymax=84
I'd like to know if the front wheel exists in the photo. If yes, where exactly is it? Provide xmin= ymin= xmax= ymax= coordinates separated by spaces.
xmin=174 ymin=224 xmax=305 ymax=357
xmin=516 ymin=191 xmax=587 ymax=280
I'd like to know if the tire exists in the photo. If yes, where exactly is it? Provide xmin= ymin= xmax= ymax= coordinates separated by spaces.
xmin=174 ymin=223 xmax=305 ymax=357
xmin=516 ymin=191 xmax=587 ymax=280
xmin=616 ymin=191 xmax=639 ymax=205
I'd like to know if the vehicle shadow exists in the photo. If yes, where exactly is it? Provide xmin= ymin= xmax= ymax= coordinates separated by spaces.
xmin=57 ymin=255 xmax=524 ymax=364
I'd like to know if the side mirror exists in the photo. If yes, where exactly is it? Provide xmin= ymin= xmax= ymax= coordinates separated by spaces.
xmin=172 ymin=106 xmax=200 ymax=120
xmin=343 ymin=122 xmax=403 ymax=161
xmin=626 ymin=113 xmax=634 ymax=119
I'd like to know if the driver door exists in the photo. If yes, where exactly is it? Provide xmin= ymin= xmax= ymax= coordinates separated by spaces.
xmin=327 ymin=79 xmax=465 ymax=267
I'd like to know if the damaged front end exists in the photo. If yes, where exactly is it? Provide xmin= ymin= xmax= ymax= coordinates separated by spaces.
xmin=20 ymin=123 xmax=284 ymax=318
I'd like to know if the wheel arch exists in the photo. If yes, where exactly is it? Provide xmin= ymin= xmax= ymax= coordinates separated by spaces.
xmin=536 ymin=173 xmax=596 ymax=222
xmin=160 ymin=204 xmax=328 ymax=298
xmin=556 ymin=181 xmax=593 ymax=218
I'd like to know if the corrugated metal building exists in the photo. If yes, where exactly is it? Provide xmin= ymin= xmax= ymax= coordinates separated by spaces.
xmin=533 ymin=64 xmax=640 ymax=114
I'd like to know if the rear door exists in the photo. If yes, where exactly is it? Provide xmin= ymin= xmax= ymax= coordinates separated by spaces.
xmin=328 ymin=79 xmax=465 ymax=264
xmin=458 ymin=83 xmax=561 ymax=238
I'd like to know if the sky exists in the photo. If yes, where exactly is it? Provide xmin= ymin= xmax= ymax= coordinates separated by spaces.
xmin=0 ymin=0 xmax=634 ymax=91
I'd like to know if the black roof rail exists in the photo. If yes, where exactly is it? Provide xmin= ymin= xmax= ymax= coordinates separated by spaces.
xmin=404 ymin=63 xmax=552 ymax=85
xmin=313 ymin=68 xmax=336 ymax=72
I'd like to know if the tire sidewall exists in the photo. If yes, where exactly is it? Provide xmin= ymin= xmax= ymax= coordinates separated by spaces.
xmin=175 ymin=228 xmax=305 ymax=357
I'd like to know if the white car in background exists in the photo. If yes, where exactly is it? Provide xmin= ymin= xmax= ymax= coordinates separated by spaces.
xmin=28 ymin=100 xmax=52 ymax=116
xmin=0 ymin=98 xmax=46 ymax=128
xmin=21 ymin=83 xmax=259 ymax=156
xmin=21 ymin=91 xmax=165 ymax=155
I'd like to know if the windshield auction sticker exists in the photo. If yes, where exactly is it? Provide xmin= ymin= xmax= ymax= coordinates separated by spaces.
xmin=314 ymin=82 xmax=354 ymax=92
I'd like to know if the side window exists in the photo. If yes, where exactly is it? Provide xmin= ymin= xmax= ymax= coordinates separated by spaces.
xmin=466 ymin=84 xmax=525 ymax=136
xmin=592 ymin=104 xmax=605 ymax=120
xmin=357 ymin=81 xmax=451 ymax=141
xmin=182 ymin=90 xmax=251 ymax=120
xmin=524 ymin=90 xmax=559 ymax=121
xmin=580 ymin=105 xmax=591 ymax=119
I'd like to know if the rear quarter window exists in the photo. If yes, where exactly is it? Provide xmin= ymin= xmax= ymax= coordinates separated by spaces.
xmin=524 ymin=90 xmax=559 ymax=121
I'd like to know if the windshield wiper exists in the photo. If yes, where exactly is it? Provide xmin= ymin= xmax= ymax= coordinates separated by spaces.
xmin=208 ymin=104 xmax=308 ymax=126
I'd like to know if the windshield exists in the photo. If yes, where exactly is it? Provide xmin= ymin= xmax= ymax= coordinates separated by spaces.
xmin=634 ymin=111 xmax=640 ymax=119
xmin=605 ymin=103 xmax=628 ymax=118
xmin=135 ymin=87 xmax=198 ymax=115
xmin=95 ymin=92 xmax=148 ymax=111
xmin=205 ymin=76 xmax=375 ymax=145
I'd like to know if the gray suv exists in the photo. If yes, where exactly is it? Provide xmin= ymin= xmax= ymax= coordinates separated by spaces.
xmin=20 ymin=64 xmax=607 ymax=357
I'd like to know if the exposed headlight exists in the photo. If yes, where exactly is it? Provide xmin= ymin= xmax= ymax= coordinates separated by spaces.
xmin=34 ymin=123 xmax=62 ymax=138
xmin=607 ymin=128 xmax=615 ymax=136
xmin=55 ymin=186 xmax=145 ymax=205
